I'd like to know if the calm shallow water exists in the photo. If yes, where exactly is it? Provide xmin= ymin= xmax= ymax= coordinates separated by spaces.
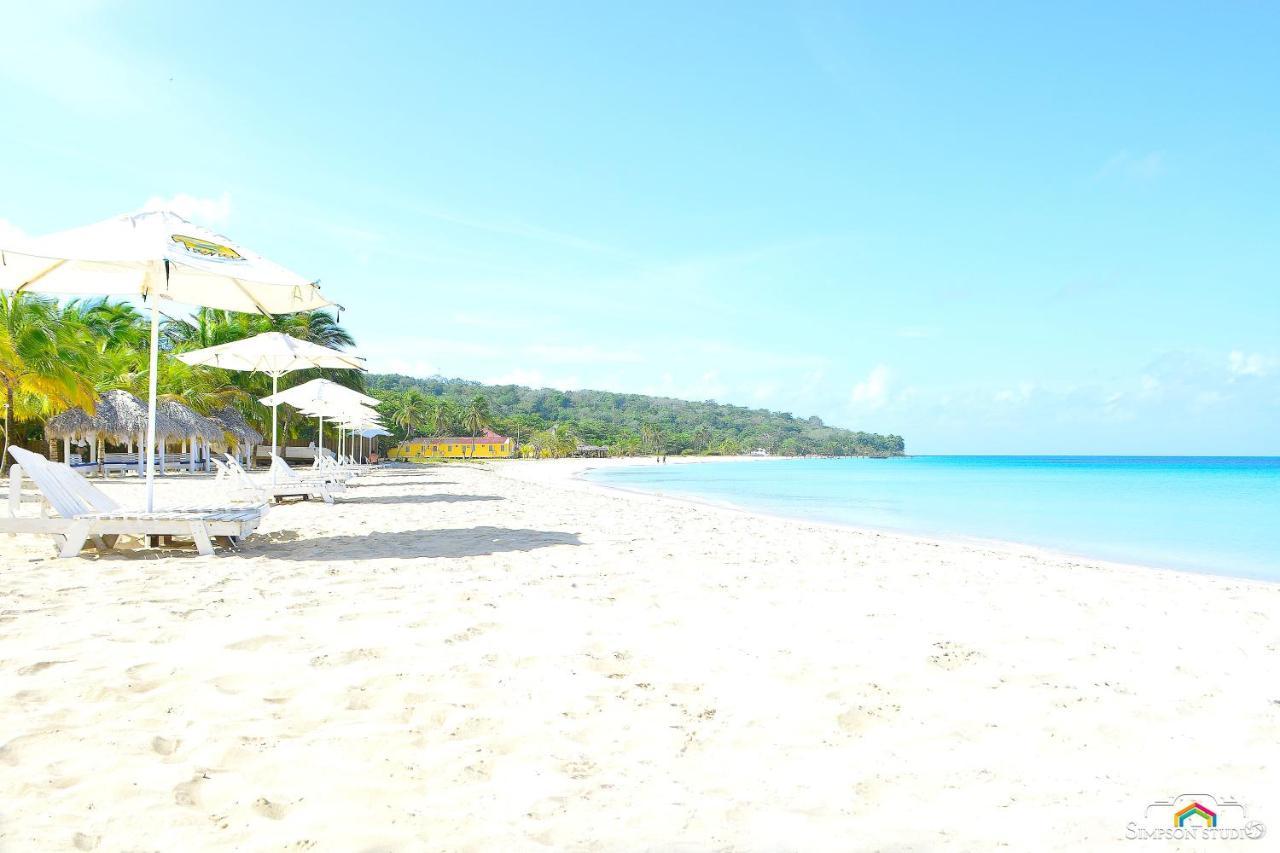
xmin=586 ymin=456 xmax=1280 ymax=581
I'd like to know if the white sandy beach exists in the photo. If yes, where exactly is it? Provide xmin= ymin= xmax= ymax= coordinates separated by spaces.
xmin=2 ymin=457 xmax=1277 ymax=851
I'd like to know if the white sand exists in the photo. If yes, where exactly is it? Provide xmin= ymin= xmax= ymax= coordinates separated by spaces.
xmin=1 ymin=458 xmax=1277 ymax=851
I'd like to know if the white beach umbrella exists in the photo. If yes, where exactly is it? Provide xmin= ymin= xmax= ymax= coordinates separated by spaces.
xmin=178 ymin=333 xmax=364 ymax=479
xmin=0 ymin=210 xmax=333 ymax=510
xmin=308 ymin=402 xmax=382 ymax=460
xmin=303 ymin=401 xmax=382 ymax=461
xmin=258 ymin=378 xmax=378 ymax=459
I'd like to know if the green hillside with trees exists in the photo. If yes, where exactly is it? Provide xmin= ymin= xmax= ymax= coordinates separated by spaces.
xmin=370 ymin=374 xmax=905 ymax=458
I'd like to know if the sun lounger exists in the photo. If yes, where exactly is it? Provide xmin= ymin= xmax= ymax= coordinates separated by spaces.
xmin=270 ymin=454 xmax=352 ymax=486
xmin=3 ymin=447 xmax=263 ymax=558
xmin=219 ymin=454 xmax=341 ymax=505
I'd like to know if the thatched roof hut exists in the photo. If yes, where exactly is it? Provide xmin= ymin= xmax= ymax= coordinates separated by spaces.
xmin=46 ymin=389 xmax=169 ymax=443
xmin=157 ymin=400 xmax=224 ymax=442
xmin=210 ymin=407 xmax=263 ymax=446
xmin=45 ymin=406 xmax=97 ymax=441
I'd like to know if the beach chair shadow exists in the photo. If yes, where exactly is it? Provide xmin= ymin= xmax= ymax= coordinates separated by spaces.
xmin=344 ymin=494 xmax=506 ymax=505
xmin=257 ymin=526 xmax=581 ymax=560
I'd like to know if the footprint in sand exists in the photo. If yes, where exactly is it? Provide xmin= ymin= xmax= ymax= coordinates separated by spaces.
xmin=152 ymin=736 xmax=181 ymax=756
xmin=253 ymin=797 xmax=290 ymax=820
xmin=225 ymin=635 xmax=287 ymax=651
xmin=125 ymin=663 xmax=167 ymax=693
xmin=17 ymin=660 xmax=70 ymax=676
xmin=14 ymin=690 xmax=45 ymax=708
xmin=560 ymin=758 xmax=598 ymax=780
xmin=72 ymin=832 xmax=100 ymax=850
xmin=173 ymin=772 xmax=207 ymax=807
xmin=310 ymin=648 xmax=383 ymax=668
xmin=837 ymin=703 xmax=902 ymax=734
xmin=212 ymin=674 xmax=253 ymax=695
xmin=450 ymin=716 xmax=498 ymax=739
xmin=928 ymin=640 xmax=982 ymax=671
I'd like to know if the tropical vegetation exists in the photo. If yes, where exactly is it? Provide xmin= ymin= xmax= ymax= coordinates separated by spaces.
xmin=0 ymin=296 xmax=363 ymax=471
xmin=368 ymin=374 xmax=905 ymax=458
xmin=0 ymin=296 xmax=905 ymax=469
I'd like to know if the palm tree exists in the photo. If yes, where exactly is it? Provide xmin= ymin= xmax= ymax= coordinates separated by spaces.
xmin=391 ymin=388 xmax=430 ymax=439
xmin=0 ymin=293 xmax=96 ymax=470
xmin=462 ymin=394 xmax=491 ymax=457
xmin=640 ymin=423 xmax=665 ymax=457
xmin=432 ymin=399 xmax=458 ymax=437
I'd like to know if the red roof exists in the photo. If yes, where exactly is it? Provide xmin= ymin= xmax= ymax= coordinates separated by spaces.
xmin=405 ymin=430 xmax=510 ymax=446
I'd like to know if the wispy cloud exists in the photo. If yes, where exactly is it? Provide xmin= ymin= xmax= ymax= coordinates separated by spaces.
xmin=485 ymin=369 xmax=582 ymax=391
xmin=524 ymin=343 xmax=643 ymax=364
xmin=0 ymin=219 xmax=29 ymax=247
xmin=851 ymin=364 xmax=891 ymax=409
xmin=1228 ymin=350 xmax=1275 ymax=379
xmin=141 ymin=192 xmax=232 ymax=226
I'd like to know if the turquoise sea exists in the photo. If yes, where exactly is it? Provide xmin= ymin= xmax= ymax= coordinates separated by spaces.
xmin=585 ymin=456 xmax=1280 ymax=581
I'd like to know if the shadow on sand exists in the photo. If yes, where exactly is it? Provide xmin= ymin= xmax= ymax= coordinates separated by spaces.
xmin=255 ymin=526 xmax=582 ymax=559
xmin=343 ymin=493 xmax=505 ymax=506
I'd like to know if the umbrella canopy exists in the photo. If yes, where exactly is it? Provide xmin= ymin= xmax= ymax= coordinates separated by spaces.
xmin=178 ymin=332 xmax=364 ymax=375
xmin=259 ymin=377 xmax=377 ymax=409
xmin=0 ymin=210 xmax=334 ymax=511
xmin=258 ymin=377 xmax=378 ymax=459
xmin=178 ymin=332 xmax=364 ymax=480
xmin=0 ymin=210 xmax=331 ymax=312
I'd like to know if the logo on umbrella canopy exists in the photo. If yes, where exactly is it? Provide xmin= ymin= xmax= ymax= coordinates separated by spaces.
xmin=170 ymin=234 xmax=243 ymax=261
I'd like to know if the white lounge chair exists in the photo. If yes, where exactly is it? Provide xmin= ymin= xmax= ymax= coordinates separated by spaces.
xmin=270 ymin=454 xmax=352 ymax=486
xmin=222 ymin=454 xmax=342 ymax=505
xmin=3 ymin=447 xmax=264 ymax=558
xmin=316 ymin=454 xmax=372 ymax=479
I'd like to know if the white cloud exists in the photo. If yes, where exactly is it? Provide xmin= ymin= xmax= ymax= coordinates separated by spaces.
xmin=385 ymin=358 xmax=441 ymax=378
xmin=0 ymin=218 xmax=28 ymax=247
xmin=851 ymin=364 xmax=891 ymax=409
xmin=1228 ymin=350 xmax=1275 ymax=379
xmin=752 ymin=381 xmax=780 ymax=401
xmin=993 ymin=382 xmax=1036 ymax=404
xmin=525 ymin=343 xmax=643 ymax=364
xmin=141 ymin=192 xmax=233 ymax=226
xmin=484 ymin=369 xmax=582 ymax=391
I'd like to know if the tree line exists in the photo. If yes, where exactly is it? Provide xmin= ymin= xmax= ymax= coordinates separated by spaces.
xmin=370 ymin=373 xmax=906 ymax=458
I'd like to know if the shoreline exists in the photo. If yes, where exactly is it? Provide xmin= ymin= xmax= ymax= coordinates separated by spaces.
xmin=490 ymin=456 xmax=1280 ymax=589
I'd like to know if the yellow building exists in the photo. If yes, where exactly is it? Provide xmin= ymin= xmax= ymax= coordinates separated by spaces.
xmin=389 ymin=430 xmax=514 ymax=461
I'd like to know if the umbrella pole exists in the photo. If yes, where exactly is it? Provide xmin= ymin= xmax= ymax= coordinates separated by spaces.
xmin=144 ymin=295 xmax=162 ymax=513
xmin=271 ymin=373 xmax=279 ymax=484
xmin=318 ymin=412 xmax=323 ymax=464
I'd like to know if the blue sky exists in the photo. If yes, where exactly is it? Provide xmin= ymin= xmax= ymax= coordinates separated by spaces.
xmin=1 ymin=1 xmax=1277 ymax=454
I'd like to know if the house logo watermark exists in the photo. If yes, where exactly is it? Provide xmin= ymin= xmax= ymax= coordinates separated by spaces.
xmin=1126 ymin=794 xmax=1266 ymax=841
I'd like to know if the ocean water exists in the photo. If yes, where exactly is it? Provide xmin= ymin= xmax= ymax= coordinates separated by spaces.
xmin=585 ymin=456 xmax=1280 ymax=581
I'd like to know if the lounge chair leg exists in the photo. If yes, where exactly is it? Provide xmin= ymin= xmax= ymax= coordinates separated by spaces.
xmin=101 ymin=534 xmax=119 ymax=550
xmin=190 ymin=521 xmax=214 ymax=556
xmin=59 ymin=520 xmax=91 ymax=558
xmin=321 ymin=489 xmax=333 ymax=505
